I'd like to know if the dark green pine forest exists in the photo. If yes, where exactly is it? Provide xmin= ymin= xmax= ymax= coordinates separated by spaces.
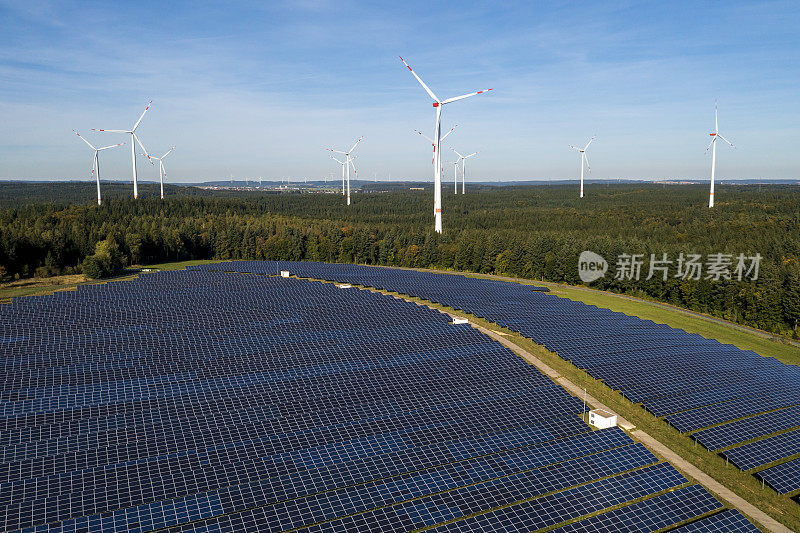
xmin=1 ymin=180 xmax=799 ymax=335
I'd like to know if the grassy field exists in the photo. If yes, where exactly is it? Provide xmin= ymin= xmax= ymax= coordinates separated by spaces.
xmin=0 ymin=260 xmax=221 ymax=302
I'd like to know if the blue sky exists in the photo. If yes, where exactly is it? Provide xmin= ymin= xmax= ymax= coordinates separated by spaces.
xmin=0 ymin=1 xmax=798 ymax=182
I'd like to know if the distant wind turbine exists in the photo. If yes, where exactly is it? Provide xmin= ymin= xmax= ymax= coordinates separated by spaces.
xmin=451 ymin=160 xmax=459 ymax=193
xmin=451 ymin=148 xmax=478 ymax=194
xmin=400 ymin=56 xmax=491 ymax=233
xmin=141 ymin=147 xmax=175 ymax=200
xmin=72 ymin=130 xmax=124 ymax=206
xmin=706 ymin=103 xmax=734 ymax=208
xmin=415 ymin=124 xmax=457 ymax=165
xmin=93 ymin=100 xmax=152 ymax=199
xmin=569 ymin=136 xmax=595 ymax=198
xmin=328 ymin=137 xmax=363 ymax=205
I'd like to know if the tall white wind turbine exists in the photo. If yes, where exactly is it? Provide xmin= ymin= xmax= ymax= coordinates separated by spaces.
xmin=144 ymin=146 xmax=175 ymax=200
xmin=706 ymin=103 xmax=734 ymax=208
xmin=451 ymin=148 xmax=478 ymax=194
xmin=400 ymin=56 xmax=491 ymax=233
xmin=93 ymin=100 xmax=152 ymax=199
xmin=72 ymin=130 xmax=125 ymax=206
xmin=328 ymin=137 xmax=362 ymax=205
xmin=569 ymin=136 xmax=595 ymax=198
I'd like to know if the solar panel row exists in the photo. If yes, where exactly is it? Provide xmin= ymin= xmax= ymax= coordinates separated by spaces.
xmin=721 ymin=429 xmax=800 ymax=471
xmin=756 ymin=457 xmax=800 ymax=495
xmin=691 ymin=405 xmax=800 ymax=451
xmin=670 ymin=509 xmax=761 ymax=532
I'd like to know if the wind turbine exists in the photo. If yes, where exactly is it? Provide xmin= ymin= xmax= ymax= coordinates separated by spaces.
xmin=142 ymin=147 xmax=175 ymax=200
xmin=73 ymin=130 xmax=124 ymax=206
xmin=93 ymin=100 xmax=152 ymax=199
xmin=451 ymin=160 xmax=459 ymax=193
xmin=569 ymin=136 xmax=595 ymax=198
xmin=415 ymin=124 xmax=458 ymax=165
xmin=400 ymin=56 xmax=491 ymax=233
xmin=451 ymin=148 xmax=478 ymax=194
xmin=328 ymin=137 xmax=362 ymax=205
xmin=706 ymin=103 xmax=734 ymax=208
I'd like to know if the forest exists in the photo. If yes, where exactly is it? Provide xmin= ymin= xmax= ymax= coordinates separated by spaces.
xmin=1 ymin=180 xmax=799 ymax=335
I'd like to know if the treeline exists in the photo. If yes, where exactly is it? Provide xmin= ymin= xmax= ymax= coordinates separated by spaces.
xmin=0 ymin=182 xmax=799 ymax=335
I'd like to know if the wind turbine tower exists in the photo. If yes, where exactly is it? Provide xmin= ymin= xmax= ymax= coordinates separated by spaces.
xmin=706 ymin=103 xmax=734 ymax=208
xmin=72 ymin=130 xmax=124 ymax=205
xmin=328 ymin=137 xmax=362 ymax=205
xmin=452 ymin=148 xmax=478 ymax=194
xmin=93 ymin=100 xmax=152 ymax=199
xmin=569 ymin=136 xmax=595 ymax=198
xmin=144 ymin=147 xmax=175 ymax=200
xmin=400 ymin=56 xmax=491 ymax=233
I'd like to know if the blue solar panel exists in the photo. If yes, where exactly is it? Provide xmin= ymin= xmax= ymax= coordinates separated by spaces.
xmin=670 ymin=509 xmax=762 ymax=532
xmin=722 ymin=429 xmax=800 ymax=470
xmin=692 ymin=405 xmax=800 ymax=451
xmin=756 ymin=457 xmax=800 ymax=494
xmin=721 ymin=429 xmax=800 ymax=471
xmin=548 ymin=484 xmax=722 ymax=533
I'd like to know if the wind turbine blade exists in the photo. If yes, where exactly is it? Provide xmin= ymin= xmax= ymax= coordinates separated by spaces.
xmin=133 ymin=133 xmax=153 ymax=163
xmin=584 ymin=136 xmax=596 ymax=150
xmin=584 ymin=153 xmax=591 ymax=171
xmin=398 ymin=56 xmax=440 ymax=102
xmin=568 ymin=145 xmax=581 ymax=151
xmin=441 ymin=124 xmax=458 ymax=141
xmin=329 ymin=149 xmax=347 ymax=155
xmin=441 ymin=88 xmax=492 ymax=105
xmin=717 ymin=135 xmax=734 ymax=147
xmin=705 ymin=138 xmax=715 ymax=154
xmin=451 ymin=148 xmax=465 ymax=159
xmin=414 ymin=129 xmax=434 ymax=143
xmin=72 ymin=129 xmax=96 ymax=150
xmin=93 ymin=129 xmax=129 ymax=133
xmin=465 ymin=151 xmax=478 ymax=158
xmin=132 ymin=100 xmax=153 ymax=131
xmin=96 ymin=142 xmax=125 ymax=151
xmin=348 ymin=136 xmax=363 ymax=154
xmin=715 ymin=100 xmax=718 ymax=133
xmin=161 ymin=146 xmax=175 ymax=159
xmin=330 ymin=155 xmax=345 ymax=165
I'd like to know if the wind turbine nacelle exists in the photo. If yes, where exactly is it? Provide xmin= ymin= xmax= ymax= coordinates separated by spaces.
xmin=709 ymin=133 xmax=716 ymax=136
xmin=432 ymin=102 xmax=440 ymax=107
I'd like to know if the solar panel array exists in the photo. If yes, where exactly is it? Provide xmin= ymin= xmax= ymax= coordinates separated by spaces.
xmin=189 ymin=261 xmax=800 ymax=499
xmin=720 ymin=429 xmax=800 ymax=471
xmin=0 ymin=268 xmax=737 ymax=532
